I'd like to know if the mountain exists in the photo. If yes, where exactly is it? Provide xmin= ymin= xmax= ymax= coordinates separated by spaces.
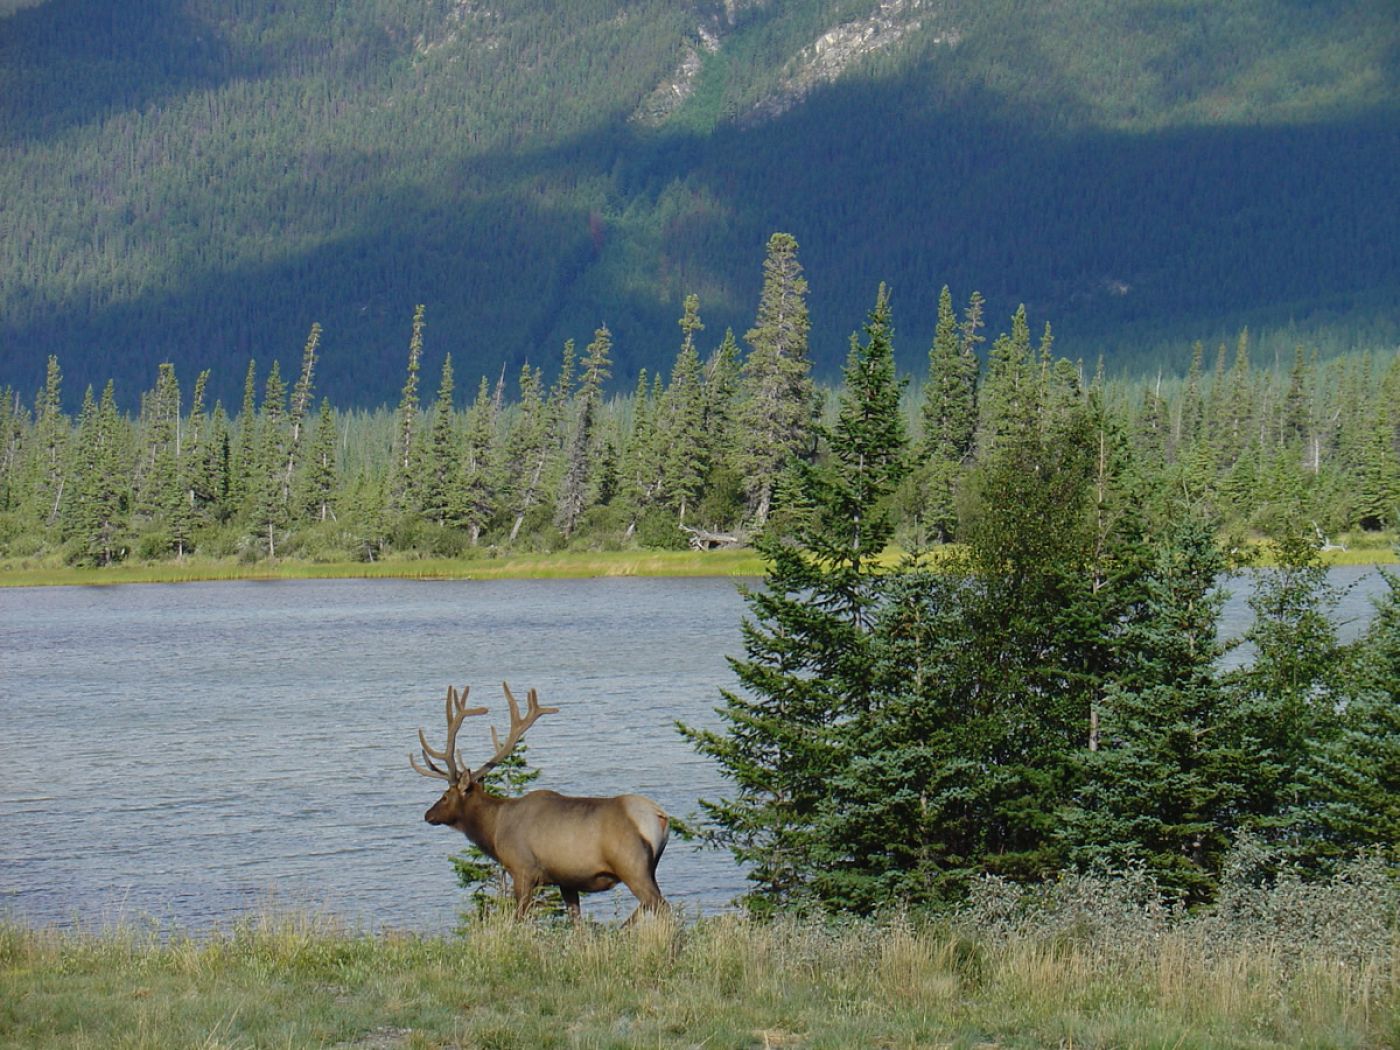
xmin=2 ymin=0 xmax=1397 ymax=409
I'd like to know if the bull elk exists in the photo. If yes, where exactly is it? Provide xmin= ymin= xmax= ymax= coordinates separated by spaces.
xmin=411 ymin=681 xmax=669 ymax=923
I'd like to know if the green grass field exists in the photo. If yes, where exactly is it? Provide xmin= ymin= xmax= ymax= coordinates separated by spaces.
xmin=2 ymin=903 xmax=1394 ymax=1050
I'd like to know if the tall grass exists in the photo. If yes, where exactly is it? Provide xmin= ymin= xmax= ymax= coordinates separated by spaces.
xmin=3 ymin=862 xmax=1394 ymax=1049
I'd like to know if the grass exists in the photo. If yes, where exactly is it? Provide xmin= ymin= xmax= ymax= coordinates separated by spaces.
xmin=1 ymin=903 xmax=1393 ymax=1050
xmin=0 ymin=548 xmax=768 ymax=588
xmin=1 ymin=533 xmax=1393 ymax=589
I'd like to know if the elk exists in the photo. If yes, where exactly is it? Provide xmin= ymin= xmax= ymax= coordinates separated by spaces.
xmin=411 ymin=681 xmax=669 ymax=923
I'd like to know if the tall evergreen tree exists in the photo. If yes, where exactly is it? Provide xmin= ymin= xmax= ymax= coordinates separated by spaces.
xmin=461 ymin=375 xmax=500 ymax=545
xmin=682 ymin=286 xmax=907 ymax=915
xmin=555 ymin=325 xmax=612 ymax=539
xmin=1064 ymin=512 xmax=1237 ymax=902
xmin=390 ymin=305 xmax=426 ymax=514
xmin=915 ymin=286 xmax=980 ymax=541
xmin=420 ymin=354 xmax=462 ymax=527
xmin=735 ymin=233 xmax=816 ymax=527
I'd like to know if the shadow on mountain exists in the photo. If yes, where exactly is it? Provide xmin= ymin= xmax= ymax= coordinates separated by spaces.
xmin=3 ymin=54 xmax=1397 ymax=409
xmin=0 ymin=0 xmax=262 ymax=145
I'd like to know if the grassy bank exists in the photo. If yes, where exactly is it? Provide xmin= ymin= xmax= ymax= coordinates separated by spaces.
xmin=0 ymin=548 xmax=768 ymax=588
xmin=2 ymin=534 xmax=1394 ymax=589
xmin=1 ymin=911 xmax=1392 ymax=1049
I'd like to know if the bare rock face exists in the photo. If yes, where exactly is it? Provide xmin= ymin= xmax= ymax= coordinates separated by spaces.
xmin=633 ymin=0 xmax=959 ymax=129
xmin=751 ymin=0 xmax=958 ymax=122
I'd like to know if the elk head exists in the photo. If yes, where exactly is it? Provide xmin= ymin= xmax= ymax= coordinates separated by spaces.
xmin=410 ymin=681 xmax=557 ymax=829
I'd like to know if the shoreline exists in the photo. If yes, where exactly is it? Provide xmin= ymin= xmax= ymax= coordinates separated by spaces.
xmin=0 ymin=548 xmax=769 ymax=588
xmin=1 ymin=540 xmax=1393 ymax=589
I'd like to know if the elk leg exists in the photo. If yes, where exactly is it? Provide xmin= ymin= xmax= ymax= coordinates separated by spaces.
xmin=512 ymin=874 xmax=540 ymax=919
xmin=618 ymin=872 xmax=667 ymax=927
xmin=560 ymin=886 xmax=582 ymax=923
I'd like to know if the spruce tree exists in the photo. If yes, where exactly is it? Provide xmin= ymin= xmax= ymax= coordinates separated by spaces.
xmin=682 ymin=286 xmax=907 ymax=915
xmin=461 ymin=376 xmax=499 ymax=545
xmin=1064 ymin=512 xmax=1237 ymax=902
xmin=735 ymin=233 xmax=816 ymax=527
xmin=658 ymin=295 xmax=708 ymax=523
xmin=555 ymin=325 xmax=611 ymax=540
xmin=420 ymin=354 xmax=462 ymax=527
xmin=300 ymin=398 xmax=338 ymax=524
xmin=915 ymin=286 xmax=980 ymax=542
xmin=1291 ymin=564 xmax=1400 ymax=873
xmin=390 ymin=305 xmax=426 ymax=514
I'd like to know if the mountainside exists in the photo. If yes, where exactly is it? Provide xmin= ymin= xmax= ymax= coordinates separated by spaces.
xmin=2 ymin=0 xmax=1397 ymax=409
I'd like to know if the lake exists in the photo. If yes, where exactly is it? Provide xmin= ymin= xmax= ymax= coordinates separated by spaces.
xmin=0 ymin=566 xmax=1390 ymax=933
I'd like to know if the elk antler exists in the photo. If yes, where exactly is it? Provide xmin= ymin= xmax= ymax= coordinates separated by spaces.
xmin=410 ymin=684 xmax=488 ymax=783
xmin=469 ymin=681 xmax=559 ymax=782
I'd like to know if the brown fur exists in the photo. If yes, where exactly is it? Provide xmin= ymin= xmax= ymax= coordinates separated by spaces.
xmin=426 ymin=782 xmax=669 ymax=922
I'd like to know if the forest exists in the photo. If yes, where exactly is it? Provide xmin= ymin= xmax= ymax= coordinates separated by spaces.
xmin=1 ymin=0 xmax=1397 ymax=409
xmin=2 ymin=233 xmax=1398 ymax=573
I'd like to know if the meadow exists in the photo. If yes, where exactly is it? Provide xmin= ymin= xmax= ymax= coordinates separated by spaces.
xmin=3 ymin=863 xmax=1394 ymax=1049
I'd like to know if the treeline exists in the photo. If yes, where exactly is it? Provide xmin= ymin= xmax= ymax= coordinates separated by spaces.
xmin=1 ymin=234 xmax=1398 ymax=567
xmin=681 ymin=281 xmax=1399 ymax=916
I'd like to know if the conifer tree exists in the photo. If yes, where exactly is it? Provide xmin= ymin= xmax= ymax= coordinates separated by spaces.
xmin=283 ymin=322 xmax=321 ymax=506
xmin=735 ymin=233 xmax=816 ymax=527
xmin=300 ymin=398 xmax=338 ymax=524
xmin=505 ymin=364 xmax=550 ymax=544
xmin=1064 ymin=512 xmax=1237 ymax=901
xmin=555 ymin=325 xmax=612 ymax=539
xmin=249 ymin=361 xmax=289 ymax=556
xmin=461 ymin=376 xmax=499 ymax=545
xmin=916 ymin=286 xmax=980 ymax=541
xmin=1227 ymin=524 xmax=1344 ymax=845
xmin=390 ymin=305 xmax=426 ymax=514
xmin=1291 ymin=564 xmax=1400 ymax=872
xmin=658 ymin=295 xmax=708 ymax=523
xmin=29 ymin=355 xmax=67 ymax=529
xmin=230 ymin=360 xmax=258 ymax=507
xmin=420 ymin=354 xmax=462 ymax=527
xmin=683 ymin=286 xmax=907 ymax=915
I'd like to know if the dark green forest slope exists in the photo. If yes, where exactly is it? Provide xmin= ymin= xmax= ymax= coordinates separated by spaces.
xmin=2 ymin=0 xmax=1397 ymax=409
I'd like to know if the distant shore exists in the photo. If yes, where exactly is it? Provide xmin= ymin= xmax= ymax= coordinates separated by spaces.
xmin=0 ymin=548 xmax=769 ymax=588
xmin=1 ymin=537 xmax=1394 ymax=588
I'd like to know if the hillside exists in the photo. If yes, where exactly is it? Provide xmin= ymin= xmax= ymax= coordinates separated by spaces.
xmin=1 ymin=0 xmax=1397 ymax=409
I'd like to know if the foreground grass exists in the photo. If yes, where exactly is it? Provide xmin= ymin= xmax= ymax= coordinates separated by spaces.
xmin=2 ymin=905 xmax=1394 ymax=1050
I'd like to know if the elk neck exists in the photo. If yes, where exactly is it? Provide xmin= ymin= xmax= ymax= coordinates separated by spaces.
xmin=441 ymin=783 xmax=509 ymax=861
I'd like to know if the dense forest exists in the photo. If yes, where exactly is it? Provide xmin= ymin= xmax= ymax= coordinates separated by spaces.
xmin=681 ymin=282 xmax=1399 ymax=915
xmin=1 ymin=234 xmax=1397 ymax=569
xmin=2 ymin=0 xmax=1397 ymax=409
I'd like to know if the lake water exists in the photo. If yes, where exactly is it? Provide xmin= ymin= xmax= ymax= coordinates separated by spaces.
xmin=0 ymin=566 xmax=1390 ymax=933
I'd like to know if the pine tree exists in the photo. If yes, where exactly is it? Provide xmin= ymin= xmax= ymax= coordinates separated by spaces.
xmin=914 ymin=286 xmax=981 ymax=541
xmin=300 ymin=398 xmax=338 ymax=524
xmin=682 ymin=286 xmax=907 ymax=915
xmin=1227 ymin=523 xmax=1344 ymax=845
xmin=420 ymin=354 xmax=462 ymax=527
xmin=390 ymin=305 xmax=426 ymax=514
xmin=505 ymin=364 xmax=551 ymax=545
xmin=1291 ymin=564 xmax=1400 ymax=873
xmin=283 ymin=322 xmax=321 ymax=507
xmin=555 ymin=325 xmax=612 ymax=539
xmin=230 ymin=360 xmax=258 ymax=507
xmin=461 ymin=376 xmax=499 ymax=545
xmin=735 ymin=233 xmax=816 ymax=527
xmin=249 ymin=361 xmax=289 ymax=556
xmin=658 ymin=295 xmax=708 ymax=523
xmin=1064 ymin=512 xmax=1236 ymax=902
xmin=28 ymin=355 xmax=67 ymax=529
